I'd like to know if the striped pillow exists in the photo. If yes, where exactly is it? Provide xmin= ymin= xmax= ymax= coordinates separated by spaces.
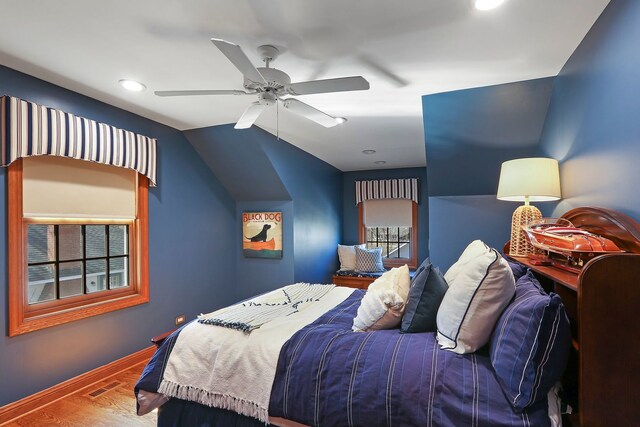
xmin=355 ymin=246 xmax=385 ymax=273
xmin=489 ymin=271 xmax=571 ymax=412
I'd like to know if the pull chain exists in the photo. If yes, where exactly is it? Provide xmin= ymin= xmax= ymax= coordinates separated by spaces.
xmin=277 ymin=100 xmax=280 ymax=140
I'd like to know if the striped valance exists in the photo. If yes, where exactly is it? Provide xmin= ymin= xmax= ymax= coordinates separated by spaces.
xmin=355 ymin=178 xmax=419 ymax=205
xmin=1 ymin=96 xmax=157 ymax=186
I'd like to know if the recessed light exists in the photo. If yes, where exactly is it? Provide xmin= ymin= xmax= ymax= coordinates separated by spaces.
xmin=335 ymin=117 xmax=347 ymax=125
xmin=362 ymin=149 xmax=376 ymax=155
xmin=374 ymin=161 xmax=387 ymax=165
xmin=118 ymin=79 xmax=147 ymax=92
xmin=475 ymin=0 xmax=505 ymax=11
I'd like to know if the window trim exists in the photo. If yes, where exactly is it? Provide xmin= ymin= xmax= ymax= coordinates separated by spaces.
xmin=358 ymin=200 xmax=418 ymax=269
xmin=8 ymin=159 xmax=149 ymax=336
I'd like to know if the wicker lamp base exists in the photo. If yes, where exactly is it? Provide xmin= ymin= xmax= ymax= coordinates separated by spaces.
xmin=509 ymin=204 xmax=542 ymax=257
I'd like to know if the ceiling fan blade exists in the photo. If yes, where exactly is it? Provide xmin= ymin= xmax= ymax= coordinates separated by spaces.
xmin=211 ymin=38 xmax=266 ymax=84
xmin=282 ymin=99 xmax=339 ymax=128
xmin=287 ymin=76 xmax=370 ymax=96
xmin=235 ymin=102 xmax=267 ymax=129
xmin=357 ymin=55 xmax=408 ymax=87
xmin=155 ymin=90 xmax=253 ymax=97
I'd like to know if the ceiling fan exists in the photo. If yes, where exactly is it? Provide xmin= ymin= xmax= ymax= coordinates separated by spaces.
xmin=155 ymin=39 xmax=370 ymax=129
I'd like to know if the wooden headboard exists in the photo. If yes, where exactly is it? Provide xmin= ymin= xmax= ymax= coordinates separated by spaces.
xmin=562 ymin=206 xmax=640 ymax=254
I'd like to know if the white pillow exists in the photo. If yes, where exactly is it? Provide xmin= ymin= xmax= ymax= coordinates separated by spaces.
xmin=436 ymin=240 xmax=515 ymax=354
xmin=353 ymin=265 xmax=411 ymax=331
xmin=337 ymin=244 xmax=366 ymax=271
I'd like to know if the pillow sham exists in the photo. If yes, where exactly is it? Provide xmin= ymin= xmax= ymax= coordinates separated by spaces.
xmin=400 ymin=258 xmax=448 ymax=333
xmin=337 ymin=244 xmax=366 ymax=271
xmin=436 ymin=240 xmax=515 ymax=354
xmin=355 ymin=246 xmax=385 ymax=273
xmin=506 ymin=259 xmax=528 ymax=281
xmin=353 ymin=265 xmax=410 ymax=331
xmin=489 ymin=271 xmax=571 ymax=412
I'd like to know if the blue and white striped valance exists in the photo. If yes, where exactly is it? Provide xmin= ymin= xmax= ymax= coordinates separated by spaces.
xmin=1 ymin=96 xmax=157 ymax=186
xmin=355 ymin=178 xmax=419 ymax=205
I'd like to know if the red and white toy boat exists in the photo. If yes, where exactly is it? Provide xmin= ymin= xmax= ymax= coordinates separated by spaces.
xmin=523 ymin=218 xmax=624 ymax=271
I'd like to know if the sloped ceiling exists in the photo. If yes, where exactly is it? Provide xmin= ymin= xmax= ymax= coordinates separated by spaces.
xmin=423 ymin=77 xmax=556 ymax=196
xmin=184 ymin=125 xmax=292 ymax=201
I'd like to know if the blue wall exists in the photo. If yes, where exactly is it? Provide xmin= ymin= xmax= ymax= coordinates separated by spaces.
xmin=421 ymin=78 xmax=557 ymax=269
xmin=428 ymin=196 xmax=516 ymax=270
xmin=423 ymin=78 xmax=555 ymax=197
xmin=184 ymin=125 xmax=343 ymax=297
xmin=540 ymin=0 xmax=640 ymax=220
xmin=0 ymin=65 xmax=238 ymax=406
xmin=342 ymin=168 xmax=429 ymax=265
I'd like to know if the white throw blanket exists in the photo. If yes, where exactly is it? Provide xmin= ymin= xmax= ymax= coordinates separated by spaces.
xmin=197 ymin=283 xmax=336 ymax=333
xmin=158 ymin=285 xmax=354 ymax=423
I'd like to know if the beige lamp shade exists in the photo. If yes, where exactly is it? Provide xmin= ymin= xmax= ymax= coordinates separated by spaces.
xmin=497 ymin=158 xmax=561 ymax=202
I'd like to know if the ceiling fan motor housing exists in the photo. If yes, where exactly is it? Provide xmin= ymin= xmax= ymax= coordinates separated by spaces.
xmin=244 ymin=67 xmax=291 ymax=93
xmin=257 ymin=91 xmax=277 ymax=106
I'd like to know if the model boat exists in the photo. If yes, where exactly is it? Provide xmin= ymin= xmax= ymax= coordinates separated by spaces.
xmin=523 ymin=218 xmax=624 ymax=258
xmin=243 ymin=238 xmax=276 ymax=251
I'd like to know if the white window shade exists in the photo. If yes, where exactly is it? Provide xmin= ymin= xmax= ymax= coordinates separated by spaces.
xmin=363 ymin=199 xmax=413 ymax=227
xmin=23 ymin=156 xmax=137 ymax=219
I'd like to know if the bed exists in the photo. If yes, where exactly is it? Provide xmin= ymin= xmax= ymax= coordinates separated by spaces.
xmin=135 ymin=207 xmax=640 ymax=426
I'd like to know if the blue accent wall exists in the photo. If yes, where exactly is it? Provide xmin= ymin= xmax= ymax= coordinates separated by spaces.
xmin=422 ymin=77 xmax=555 ymax=197
xmin=539 ymin=0 xmax=640 ymax=220
xmin=0 ymin=65 xmax=237 ymax=406
xmin=184 ymin=125 xmax=343 ymax=298
xmin=422 ymin=78 xmax=557 ymax=269
xmin=342 ymin=168 xmax=429 ymax=264
xmin=428 ymin=196 xmax=515 ymax=270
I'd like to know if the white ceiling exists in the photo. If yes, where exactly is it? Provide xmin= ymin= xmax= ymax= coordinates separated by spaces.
xmin=0 ymin=0 xmax=610 ymax=171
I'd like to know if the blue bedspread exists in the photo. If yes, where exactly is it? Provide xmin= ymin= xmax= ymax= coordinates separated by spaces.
xmin=136 ymin=290 xmax=550 ymax=426
xmin=268 ymin=290 xmax=550 ymax=427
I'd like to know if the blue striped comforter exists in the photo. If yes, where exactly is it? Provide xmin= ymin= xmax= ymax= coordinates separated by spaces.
xmin=268 ymin=290 xmax=550 ymax=427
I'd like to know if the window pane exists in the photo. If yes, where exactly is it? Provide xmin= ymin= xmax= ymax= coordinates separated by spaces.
xmin=59 ymin=225 xmax=83 ymax=261
xmin=28 ymin=224 xmax=55 ymax=263
xmin=28 ymin=264 xmax=56 ymax=304
xmin=109 ymin=257 xmax=129 ymax=289
xmin=86 ymin=225 xmax=107 ymax=258
xmin=109 ymin=225 xmax=128 ymax=256
xmin=86 ymin=259 xmax=107 ymax=293
xmin=59 ymin=261 xmax=83 ymax=298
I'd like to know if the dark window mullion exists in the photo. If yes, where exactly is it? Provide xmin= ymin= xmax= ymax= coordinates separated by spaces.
xmin=54 ymin=225 xmax=60 ymax=300
xmin=105 ymin=225 xmax=110 ymax=290
xmin=82 ymin=225 xmax=87 ymax=295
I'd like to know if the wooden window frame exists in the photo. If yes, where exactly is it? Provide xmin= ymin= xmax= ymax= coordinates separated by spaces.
xmin=358 ymin=200 xmax=418 ymax=269
xmin=8 ymin=159 xmax=149 ymax=336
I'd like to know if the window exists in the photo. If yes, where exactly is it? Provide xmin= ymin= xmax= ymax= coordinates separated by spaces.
xmin=8 ymin=157 xmax=149 ymax=336
xmin=27 ymin=224 xmax=130 ymax=304
xmin=358 ymin=199 xmax=418 ymax=269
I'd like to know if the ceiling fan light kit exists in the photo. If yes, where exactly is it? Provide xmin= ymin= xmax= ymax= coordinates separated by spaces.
xmin=155 ymin=38 xmax=369 ymax=130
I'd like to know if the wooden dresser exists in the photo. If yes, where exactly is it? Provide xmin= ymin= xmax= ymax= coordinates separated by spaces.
xmin=506 ymin=207 xmax=640 ymax=426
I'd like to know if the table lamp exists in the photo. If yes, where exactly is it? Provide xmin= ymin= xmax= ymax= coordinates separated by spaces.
xmin=497 ymin=158 xmax=561 ymax=257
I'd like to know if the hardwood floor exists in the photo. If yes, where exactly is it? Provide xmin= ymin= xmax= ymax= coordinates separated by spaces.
xmin=5 ymin=363 xmax=156 ymax=427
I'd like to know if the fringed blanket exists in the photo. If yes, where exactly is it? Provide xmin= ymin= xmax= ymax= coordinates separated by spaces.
xmin=197 ymin=283 xmax=335 ymax=333
xmin=158 ymin=285 xmax=354 ymax=423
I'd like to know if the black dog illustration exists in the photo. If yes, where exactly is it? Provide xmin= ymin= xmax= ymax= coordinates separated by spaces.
xmin=246 ymin=224 xmax=271 ymax=242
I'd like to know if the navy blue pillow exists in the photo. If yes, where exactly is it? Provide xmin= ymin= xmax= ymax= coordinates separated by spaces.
xmin=400 ymin=258 xmax=449 ymax=333
xmin=506 ymin=260 xmax=528 ymax=281
xmin=489 ymin=271 xmax=571 ymax=412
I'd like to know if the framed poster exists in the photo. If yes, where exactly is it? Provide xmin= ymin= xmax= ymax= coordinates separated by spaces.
xmin=242 ymin=211 xmax=283 ymax=258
